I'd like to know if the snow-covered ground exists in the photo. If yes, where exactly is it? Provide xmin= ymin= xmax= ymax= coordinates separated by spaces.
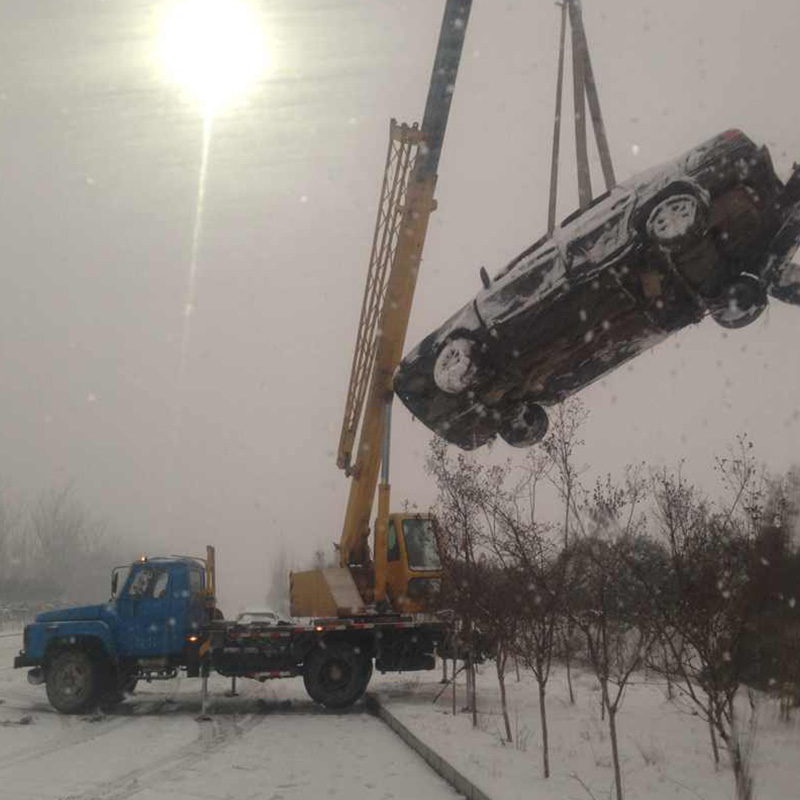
xmin=374 ymin=661 xmax=800 ymax=800
xmin=4 ymin=626 xmax=799 ymax=800
xmin=0 ymin=633 xmax=460 ymax=800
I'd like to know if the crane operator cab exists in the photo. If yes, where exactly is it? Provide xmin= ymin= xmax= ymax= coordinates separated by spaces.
xmin=383 ymin=514 xmax=442 ymax=613
xmin=289 ymin=513 xmax=442 ymax=619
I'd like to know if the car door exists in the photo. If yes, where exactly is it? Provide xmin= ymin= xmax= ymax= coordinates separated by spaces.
xmin=116 ymin=565 xmax=175 ymax=657
xmin=477 ymin=243 xmax=568 ymax=375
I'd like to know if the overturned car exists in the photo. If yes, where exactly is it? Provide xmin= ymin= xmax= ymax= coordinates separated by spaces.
xmin=394 ymin=129 xmax=800 ymax=451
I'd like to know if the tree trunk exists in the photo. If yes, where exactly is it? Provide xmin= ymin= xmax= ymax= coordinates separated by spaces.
xmin=564 ymin=626 xmax=576 ymax=705
xmin=515 ymin=656 xmax=521 ymax=683
xmin=470 ymin=656 xmax=478 ymax=728
xmin=441 ymin=655 xmax=448 ymax=684
xmin=708 ymin=712 xmax=720 ymax=768
xmin=452 ymin=657 xmax=457 ymax=716
xmin=538 ymin=679 xmax=550 ymax=778
xmin=497 ymin=656 xmax=512 ymax=743
xmin=730 ymin=736 xmax=753 ymax=800
xmin=464 ymin=656 xmax=472 ymax=713
xmin=605 ymin=688 xmax=624 ymax=800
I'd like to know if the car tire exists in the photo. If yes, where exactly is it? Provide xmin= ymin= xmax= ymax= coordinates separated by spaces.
xmin=642 ymin=185 xmax=708 ymax=250
xmin=433 ymin=337 xmax=480 ymax=395
xmin=303 ymin=643 xmax=371 ymax=709
xmin=710 ymin=273 xmax=767 ymax=329
xmin=499 ymin=400 xmax=549 ymax=448
xmin=45 ymin=649 xmax=100 ymax=714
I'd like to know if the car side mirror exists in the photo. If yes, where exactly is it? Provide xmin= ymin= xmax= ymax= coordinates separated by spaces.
xmin=479 ymin=266 xmax=490 ymax=289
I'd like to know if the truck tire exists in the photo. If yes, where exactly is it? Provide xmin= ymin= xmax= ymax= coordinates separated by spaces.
xmin=46 ymin=649 xmax=100 ymax=714
xmin=303 ymin=643 xmax=370 ymax=709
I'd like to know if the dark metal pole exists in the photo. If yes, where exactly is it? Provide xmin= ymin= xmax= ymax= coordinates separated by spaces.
xmin=416 ymin=0 xmax=473 ymax=181
xmin=568 ymin=0 xmax=593 ymax=209
xmin=570 ymin=0 xmax=616 ymax=191
xmin=547 ymin=2 xmax=569 ymax=234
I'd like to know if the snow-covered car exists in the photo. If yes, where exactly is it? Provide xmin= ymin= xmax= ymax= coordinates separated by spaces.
xmin=394 ymin=129 xmax=800 ymax=451
xmin=235 ymin=608 xmax=288 ymax=626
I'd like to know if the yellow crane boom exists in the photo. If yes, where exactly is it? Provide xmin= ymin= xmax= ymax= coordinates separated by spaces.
xmin=339 ymin=0 xmax=472 ymax=581
xmin=291 ymin=0 xmax=472 ymax=617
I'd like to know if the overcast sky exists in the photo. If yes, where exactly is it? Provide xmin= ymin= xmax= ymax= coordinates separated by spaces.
xmin=1 ymin=0 xmax=798 ymax=611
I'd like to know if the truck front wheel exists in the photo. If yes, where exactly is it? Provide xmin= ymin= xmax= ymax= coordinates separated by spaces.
xmin=303 ymin=643 xmax=370 ymax=709
xmin=46 ymin=649 xmax=99 ymax=714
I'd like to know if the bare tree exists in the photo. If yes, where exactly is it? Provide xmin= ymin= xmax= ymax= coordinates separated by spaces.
xmin=541 ymin=398 xmax=588 ymax=704
xmin=484 ymin=452 xmax=567 ymax=776
xmin=478 ymin=560 xmax=518 ymax=743
xmin=427 ymin=437 xmax=498 ymax=725
xmin=568 ymin=470 xmax=657 ymax=800
xmin=648 ymin=464 xmax=765 ymax=800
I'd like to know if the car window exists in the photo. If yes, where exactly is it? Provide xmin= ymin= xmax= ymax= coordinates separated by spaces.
xmin=493 ymin=233 xmax=550 ymax=281
xmin=559 ymin=189 xmax=612 ymax=228
xmin=481 ymin=245 xmax=566 ymax=327
xmin=565 ymin=200 xmax=631 ymax=275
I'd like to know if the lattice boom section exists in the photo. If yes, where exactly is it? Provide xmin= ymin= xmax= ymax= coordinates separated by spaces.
xmin=337 ymin=120 xmax=423 ymax=472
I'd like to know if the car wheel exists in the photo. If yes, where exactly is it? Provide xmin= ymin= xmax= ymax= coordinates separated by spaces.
xmin=433 ymin=338 xmax=479 ymax=395
xmin=710 ymin=273 xmax=767 ymax=329
xmin=644 ymin=187 xmax=707 ymax=249
xmin=46 ymin=649 xmax=100 ymax=714
xmin=303 ymin=643 xmax=371 ymax=709
xmin=499 ymin=400 xmax=549 ymax=448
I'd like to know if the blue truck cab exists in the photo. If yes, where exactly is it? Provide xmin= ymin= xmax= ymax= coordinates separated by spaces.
xmin=15 ymin=554 xmax=212 ymax=714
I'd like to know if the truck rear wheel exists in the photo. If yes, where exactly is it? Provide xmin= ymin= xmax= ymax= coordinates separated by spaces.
xmin=46 ymin=649 xmax=99 ymax=714
xmin=303 ymin=643 xmax=370 ymax=709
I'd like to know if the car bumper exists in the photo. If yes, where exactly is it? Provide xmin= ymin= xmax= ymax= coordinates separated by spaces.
xmin=14 ymin=653 xmax=38 ymax=669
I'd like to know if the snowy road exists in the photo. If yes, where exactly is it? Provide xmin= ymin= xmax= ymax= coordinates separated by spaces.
xmin=0 ymin=634 xmax=461 ymax=800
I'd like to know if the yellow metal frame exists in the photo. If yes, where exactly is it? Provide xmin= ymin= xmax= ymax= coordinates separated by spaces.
xmin=292 ymin=0 xmax=472 ymax=618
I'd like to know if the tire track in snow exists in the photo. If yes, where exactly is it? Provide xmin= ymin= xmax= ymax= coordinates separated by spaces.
xmin=65 ymin=712 xmax=266 ymax=800
xmin=0 ymin=695 xmax=179 ymax=772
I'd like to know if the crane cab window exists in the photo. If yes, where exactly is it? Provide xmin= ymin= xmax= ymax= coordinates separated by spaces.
xmin=402 ymin=519 xmax=441 ymax=570
xmin=387 ymin=522 xmax=400 ymax=562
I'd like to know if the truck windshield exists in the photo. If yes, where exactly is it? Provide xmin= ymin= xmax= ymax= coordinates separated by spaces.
xmin=111 ymin=566 xmax=130 ymax=599
xmin=402 ymin=519 xmax=441 ymax=570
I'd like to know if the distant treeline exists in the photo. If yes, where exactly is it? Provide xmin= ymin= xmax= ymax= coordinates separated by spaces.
xmin=0 ymin=484 xmax=131 ymax=619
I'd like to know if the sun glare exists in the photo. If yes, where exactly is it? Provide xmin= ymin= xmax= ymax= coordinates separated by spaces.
xmin=159 ymin=0 xmax=268 ymax=116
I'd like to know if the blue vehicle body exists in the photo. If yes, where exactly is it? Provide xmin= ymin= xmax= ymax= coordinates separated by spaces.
xmin=13 ymin=550 xmax=447 ymax=714
xmin=15 ymin=557 xmax=208 ymax=669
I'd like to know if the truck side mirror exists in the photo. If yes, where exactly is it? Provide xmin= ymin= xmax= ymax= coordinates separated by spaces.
xmin=111 ymin=570 xmax=119 ymax=598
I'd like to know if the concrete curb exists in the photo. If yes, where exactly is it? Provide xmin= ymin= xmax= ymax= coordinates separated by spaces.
xmin=365 ymin=693 xmax=495 ymax=800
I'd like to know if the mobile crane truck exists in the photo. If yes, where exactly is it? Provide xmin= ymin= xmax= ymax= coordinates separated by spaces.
xmin=13 ymin=0 xmax=473 ymax=714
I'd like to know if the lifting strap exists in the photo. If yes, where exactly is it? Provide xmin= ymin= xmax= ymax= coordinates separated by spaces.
xmin=547 ymin=2 xmax=568 ymax=234
xmin=547 ymin=0 xmax=616 ymax=230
